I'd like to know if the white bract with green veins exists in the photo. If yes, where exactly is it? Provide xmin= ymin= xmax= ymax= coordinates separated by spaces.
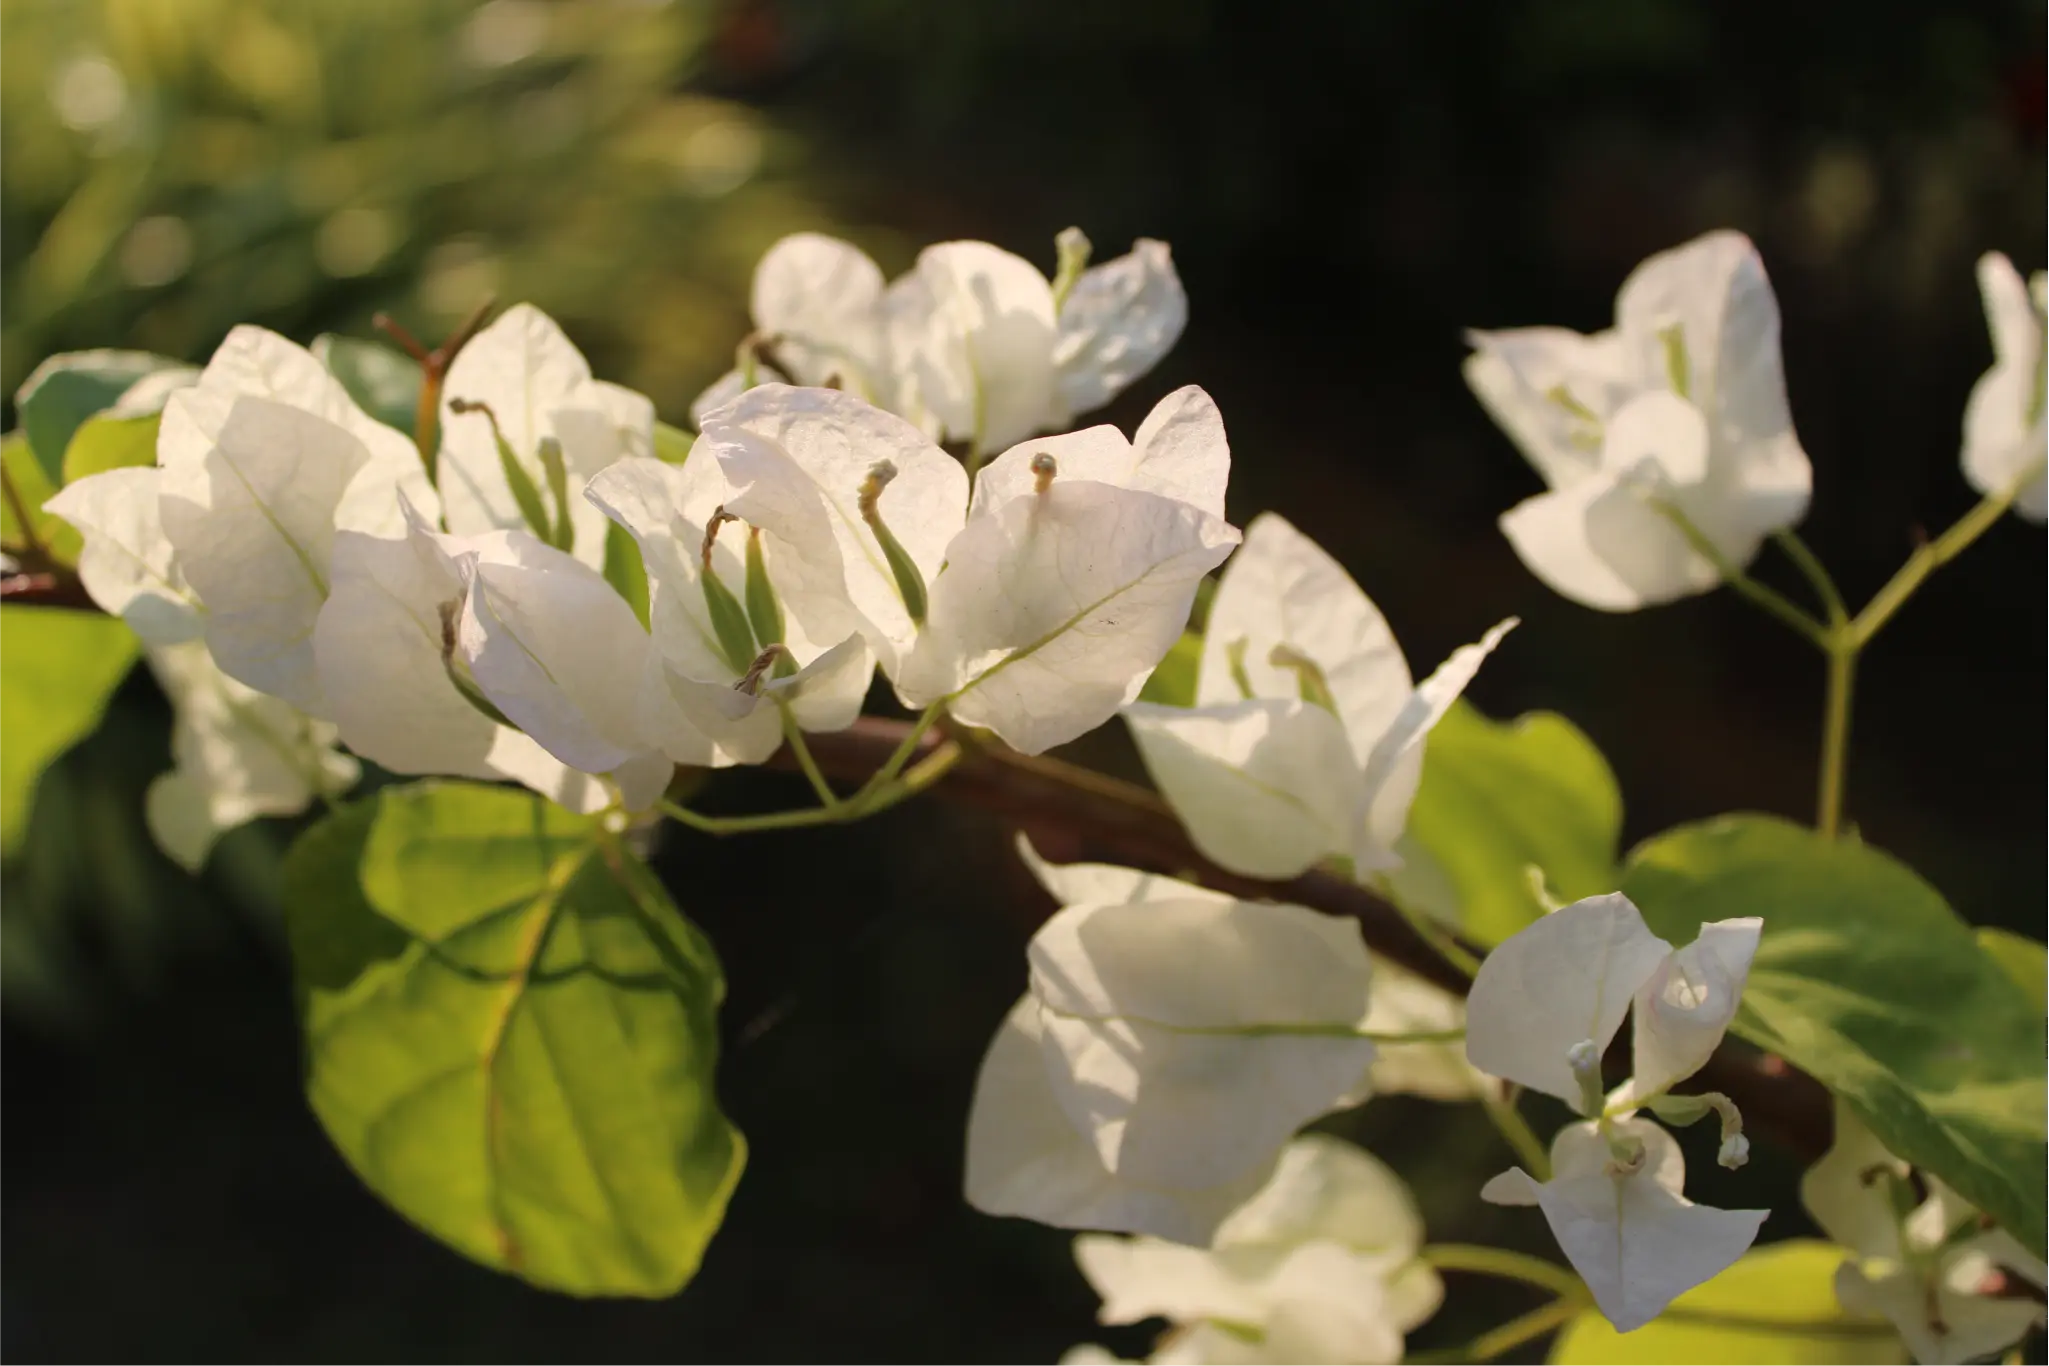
xmin=1464 ymin=229 xmax=1813 ymax=611
xmin=1063 ymin=1135 xmax=1443 ymax=1365
xmin=964 ymin=844 xmax=1377 ymax=1246
xmin=1466 ymin=892 xmax=1768 ymax=1331
xmin=1125 ymin=512 xmax=1513 ymax=880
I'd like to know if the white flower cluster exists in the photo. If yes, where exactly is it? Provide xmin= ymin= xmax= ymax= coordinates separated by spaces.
xmin=1464 ymin=232 xmax=2044 ymax=610
xmin=34 ymin=222 xmax=2043 ymax=1358
xmin=45 ymin=228 xmax=1222 ymax=860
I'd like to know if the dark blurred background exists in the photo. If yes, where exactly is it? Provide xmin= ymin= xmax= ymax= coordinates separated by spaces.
xmin=3 ymin=0 xmax=2043 ymax=1360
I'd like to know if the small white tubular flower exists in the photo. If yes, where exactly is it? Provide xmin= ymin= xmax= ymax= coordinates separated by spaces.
xmin=158 ymin=395 xmax=369 ymax=714
xmin=698 ymin=384 xmax=965 ymax=679
xmin=1466 ymin=229 xmax=1812 ymax=611
xmin=1464 ymin=892 xmax=1677 ymax=1108
xmin=1029 ymin=897 xmax=1376 ymax=1193
xmin=1126 ymin=513 xmax=1511 ymax=879
xmin=438 ymin=303 xmax=654 ymax=570
xmin=890 ymin=239 xmax=1060 ymax=450
xmin=142 ymin=640 xmax=360 ymax=871
xmin=1067 ymin=1136 xmax=1439 ymax=1366
xmin=164 ymin=323 xmax=435 ymax=537
xmin=1051 ymin=238 xmax=1189 ymax=428
xmin=586 ymin=454 xmax=874 ymax=768
xmin=974 ymin=385 xmax=1229 ymax=520
xmin=1483 ymin=1117 xmax=1768 ymax=1334
xmin=905 ymin=479 xmax=1239 ymax=754
xmin=44 ymin=467 xmax=202 ymax=647
xmin=1961 ymin=252 xmax=2047 ymax=521
xmin=1803 ymin=1101 xmax=2044 ymax=1364
xmin=313 ymin=507 xmax=612 ymax=814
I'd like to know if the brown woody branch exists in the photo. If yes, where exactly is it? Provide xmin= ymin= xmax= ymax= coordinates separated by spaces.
xmin=7 ymin=557 xmax=1830 ymax=1158
xmin=775 ymin=716 xmax=1833 ymax=1159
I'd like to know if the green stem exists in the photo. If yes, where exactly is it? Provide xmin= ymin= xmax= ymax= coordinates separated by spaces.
xmin=1772 ymin=530 xmax=1849 ymax=626
xmin=1655 ymin=502 xmax=1829 ymax=648
xmin=1358 ymin=1026 xmax=1466 ymax=1045
xmin=1477 ymin=1084 xmax=1552 ymax=1180
xmin=656 ymin=798 xmax=848 ymax=836
xmin=1421 ymin=1244 xmax=1584 ymax=1300
xmin=850 ymin=703 xmax=945 ymax=802
xmin=1816 ymin=640 xmax=1855 ymax=839
xmin=778 ymin=705 xmax=842 ymax=812
xmin=1851 ymin=453 xmax=2047 ymax=648
xmin=1407 ymin=1294 xmax=1586 ymax=1364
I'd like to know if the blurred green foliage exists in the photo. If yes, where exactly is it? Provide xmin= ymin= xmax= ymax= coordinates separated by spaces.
xmin=0 ymin=0 xmax=891 ymax=423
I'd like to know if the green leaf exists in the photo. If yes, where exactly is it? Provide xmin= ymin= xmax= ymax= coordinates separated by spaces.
xmin=1137 ymin=629 xmax=1202 ymax=706
xmin=1622 ymin=815 xmax=2048 ymax=1258
xmin=16 ymin=349 xmax=185 ymax=481
xmin=2 ymin=433 xmax=82 ymax=566
xmin=311 ymin=334 xmax=423 ymax=437
xmin=61 ymin=413 xmax=160 ymax=484
xmin=604 ymin=522 xmax=651 ymax=630
xmin=285 ymin=780 xmax=745 ymax=1296
xmin=1400 ymin=701 xmax=1621 ymax=945
xmin=654 ymin=420 xmax=693 ymax=465
xmin=0 ymin=605 xmax=138 ymax=854
xmin=1550 ymin=1240 xmax=1904 ymax=1364
xmin=1977 ymin=928 xmax=2045 ymax=1013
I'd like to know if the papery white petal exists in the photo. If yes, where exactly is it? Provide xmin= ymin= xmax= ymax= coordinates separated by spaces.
xmin=143 ymin=640 xmax=358 ymax=870
xmin=1052 ymin=238 xmax=1188 ymax=423
xmin=1834 ymin=1259 xmax=2041 ymax=1365
xmin=159 ymin=395 xmax=368 ymax=713
xmin=175 ymin=324 xmax=434 ymax=536
xmin=964 ymin=997 xmax=1276 ymax=1244
xmin=899 ymin=240 xmax=1059 ymax=449
xmin=312 ymin=510 xmax=605 ymax=811
xmin=438 ymin=303 xmax=640 ymax=569
xmin=690 ymin=369 xmax=748 ymax=431
xmin=978 ymin=385 xmax=1228 ymax=521
xmin=1461 ymin=327 xmax=1638 ymax=489
xmin=43 ymin=468 xmax=202 ymax=647
xmin=1630 ymin=915 xmax=1762 ymax=1098
xmin=751 ymin=232 xmax=889 ymax=395
xmin=1029 ymin=897 xmax=1375 ymax=1190
xmin=1550 ymin=1115 xmax=1686 ymax=1195
xmin=907 ymin=481 xmax=1238 ymax=754
xmin=457 ymin=543 xmax=657 ymax=776
xmin=1531 ymin=1164 xmax=1766 ymax=1333
xmin=1216 ymin=1134 xmax=1428 ymax=1262
xmin=1124 ymin=698 xmax=1360 ymax=880
xmin=1015 ymin=834 xmax=1234 ymax=910
xmin=1354 ymin=617 xmax=1516 ymax=868
xmin=762 ymin=633 xmax=876 ymax=732
xmin=1355 ymin=967 xmax=1481 ymax=1103
xmin=1197 ymin=513 xmax=1409 ymax=769
xmin=705 ymin=384 xmax=967 ymax=677
xmin=1464 ymin=892 xmax=1672 ymax=1106
xmin=1961 ymin=253 xmax=2047 ymax=522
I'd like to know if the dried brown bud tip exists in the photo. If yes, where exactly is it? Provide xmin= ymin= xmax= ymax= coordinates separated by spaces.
xmin=701 ymin=507 xmax=741 ymax=568
xmin=857 ymin=461 xmax=899 ymax=520
xmin=1030 ymin=452 xmax=1057 ymax=494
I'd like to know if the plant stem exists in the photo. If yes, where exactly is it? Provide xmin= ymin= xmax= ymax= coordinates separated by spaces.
xmin=1654 ymin=502 xmax=1830 ymax=648
xmin=1407 ymin=1293 xmax=1586 ymax=1364
xmin=1358 ymin=1026 xmax=1466 ymax=1045
xmin=1421 ymin=1244 xmax=1584 ymax=1299
xmin=778 ymin=706 xmax=842 ymax=811
xmin=1386 ymin=890 xmax=1483 ymax=980
xmin=656 ymin=797 xmax=849 ymax=836
xmin=1477 ymin=1084 xmax=1552 ymax=1180
xmin=1816 ymin=640 xmax=1855 ymax=839
xmin=1772 ymin=530 xmax=1849 ymax=626
xmin=1851 ymin=454 xmax=2046 ymax=648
